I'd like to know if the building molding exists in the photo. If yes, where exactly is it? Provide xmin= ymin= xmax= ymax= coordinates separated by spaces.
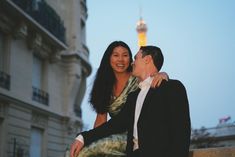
xmin=13 ymin=21 xmax=28 ymax=40
xmin=63 ymin=117 xmax=83 ymax=135
xmin=31 ymin=111 xmax=48 ymax=129
xmin=0 ymin=93 xmax=82 ymax=122
xmin=61 ymin=52 xmax=92 ymax=76
xmin=3 ymin=0 xmax=68 ymax=50
xmin=0 ymin=12 xmax=14 ymax=34
xmin=0 ymin=102 xmax=8 ymax=119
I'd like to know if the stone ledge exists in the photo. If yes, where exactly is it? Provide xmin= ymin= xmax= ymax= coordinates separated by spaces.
xmin=190 ymin=146 xmax=235 ymax=157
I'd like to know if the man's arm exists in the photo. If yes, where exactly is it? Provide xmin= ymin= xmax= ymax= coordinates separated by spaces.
xmin=167 ymin=80 xmax=191 ymax=157
xmin=69 ymin=91 xmax=136 ymax=157
xmin=81 ymin=91 xmax=135 ymax=145
xmin=69 ymin=108 xmax=129 ymax=157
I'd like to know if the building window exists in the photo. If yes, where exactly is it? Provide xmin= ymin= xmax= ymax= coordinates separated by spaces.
xmin=80 ymin=19 xmax=86 ymax=44
xmin=0 ymin=31 xmax=10 ymax=90
xmin=32 ymin=55 xmax=42 ymax=89
xmin=32 ymin=0 xmax=42 ymax=11
xmin=0 ymin=119 xmax=3 ymax=157
xmin=29 ymin=127 xmax=43 ymax=157
xmin=0 ymin=32 xmax=5 ymax=71
xmin=32 ymin=55 xmax=49 ymax=105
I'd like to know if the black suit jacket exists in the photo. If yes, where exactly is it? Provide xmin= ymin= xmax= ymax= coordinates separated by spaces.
xmin=81 ymin=79 xmax=191 ymax=157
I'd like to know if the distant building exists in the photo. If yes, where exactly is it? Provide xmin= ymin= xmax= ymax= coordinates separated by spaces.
xmin=0 ymin=0 xmax=91 ymax=157
xmin=136 ymin=16 xmax=147 ymax=47
xmin=191 ymin=120 xmax=235 ymax=149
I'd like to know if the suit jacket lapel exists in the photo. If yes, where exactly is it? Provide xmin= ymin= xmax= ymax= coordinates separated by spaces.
xmin=132 ymin=88 xmax=141 ymax=99
xmin=138 ymin=88 xmax=156 ymax=122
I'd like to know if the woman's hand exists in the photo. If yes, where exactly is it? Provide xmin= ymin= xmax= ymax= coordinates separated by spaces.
xmin=151 ymin=72 xmax=169 ymax=88
xmin=70 ymin=139 xmax=84 ymax=157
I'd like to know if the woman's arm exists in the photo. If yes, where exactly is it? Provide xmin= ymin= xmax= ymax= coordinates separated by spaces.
xmin=93 ymin=113 xmax=107 ymax=128
xmin=151 ymin=72 xmax=169 ymax=87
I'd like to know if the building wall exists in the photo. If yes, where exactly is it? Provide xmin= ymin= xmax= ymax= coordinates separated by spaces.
xmin=0 ymin=0 xmax=91 ymax=157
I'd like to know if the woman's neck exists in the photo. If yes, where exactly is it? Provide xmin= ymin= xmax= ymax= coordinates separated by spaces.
xmin=114 ymin=72 xmax=131 ymax=82
xmin=113 ymin=72 xmax=131 ymax=97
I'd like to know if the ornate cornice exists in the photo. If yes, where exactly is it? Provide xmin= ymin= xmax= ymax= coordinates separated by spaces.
xmin=1 ymin=0 xmax=68 ymax=62
xmin=0 ymin=12 xmax=14 ymax=33
xmin=13 ymin=21 xmax=28 ymax=39
xmin=61 ymin=52 xmax=92 ymax=76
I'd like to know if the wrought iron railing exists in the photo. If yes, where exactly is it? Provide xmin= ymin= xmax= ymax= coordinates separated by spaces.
xmin=0 ymin=71 xmax=10 ymax=90
xmin=74 ymin=104 xmax=82 ymax=118
xmin=32 ymin=86 xmax=49 ymax=105
xmin=11 ymin=0 xmax=66 ymax=43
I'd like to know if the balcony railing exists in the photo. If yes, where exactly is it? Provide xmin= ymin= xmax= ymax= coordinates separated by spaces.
xmin=11 ymin=0 xmax=66 ymax=43
xmin=74 ymin=104 xmax=82 ymax=118
xmin=0 ymin=71 xmax=10 ymax=90
xmin=32 ymin=86 xmax=49 ymax=105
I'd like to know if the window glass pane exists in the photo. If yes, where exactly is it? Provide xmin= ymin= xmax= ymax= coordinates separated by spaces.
xmin=33 ymin=0 xmax=42 ymax=10
xmin=81 ymin=20 xmax=86 ymax=43
xmin=32 ymin=55 xmax=42 ymax=88
xmin=0 ymin=119 xmax=3 ymax=153
xmin=0 ymin=32 xmax=4 ymax=70
xmin=29 ymin=128 xmax=43 ymax=157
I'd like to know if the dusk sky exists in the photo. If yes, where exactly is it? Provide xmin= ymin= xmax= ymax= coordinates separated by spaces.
xmin=81 ymin=0 xmax=235 ymax=130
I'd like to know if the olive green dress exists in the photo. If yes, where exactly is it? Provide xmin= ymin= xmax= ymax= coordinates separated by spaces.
xmin=78 ymin=76 xmax=139 ymax=157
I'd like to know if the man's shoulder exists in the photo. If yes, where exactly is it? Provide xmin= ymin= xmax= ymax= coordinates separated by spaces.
xmin=167 ymin=79 xmax=184 ymax=86
xmin=159 ymin=79 xmax=186 ymax=90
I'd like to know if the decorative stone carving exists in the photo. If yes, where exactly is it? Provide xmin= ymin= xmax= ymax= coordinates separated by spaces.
xmin=0 ymin=13 xmax=14 ymax=33
xmin=13 ymin=22 xmax=28 ymax=39
xmin=49 ymin=47 xmax=61 ymax=63
xmin=31 ymin=112 xmax=48 ymax=128
xmin=27 ymin=31 xmax=62 ymax=61
xmin=66 ymin=119 xmax=82 ymax=135
xmin=28 ymin=32 xmax=42 ymax=50
xmin=80 ymin=0 xmax=88 ymax=20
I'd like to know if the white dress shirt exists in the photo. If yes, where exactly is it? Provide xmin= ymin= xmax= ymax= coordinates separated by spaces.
xmin=133 ymin=76 xmax=153 ymax=150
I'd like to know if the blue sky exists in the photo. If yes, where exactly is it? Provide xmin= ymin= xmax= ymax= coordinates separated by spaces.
xmin=81 ymin=0 xmax=235 ymax=130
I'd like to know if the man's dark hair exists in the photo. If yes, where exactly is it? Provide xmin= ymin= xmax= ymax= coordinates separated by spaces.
xmin=140 ymin=46 xmax=164 ymax=71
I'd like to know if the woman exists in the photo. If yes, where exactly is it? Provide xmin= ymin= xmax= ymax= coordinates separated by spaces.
xmin=78 ymin=41 xmax=168 ymax=157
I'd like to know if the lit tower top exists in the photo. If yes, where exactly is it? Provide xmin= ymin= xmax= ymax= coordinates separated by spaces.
xmin=136 ymin=17 xmax=147 ymax=47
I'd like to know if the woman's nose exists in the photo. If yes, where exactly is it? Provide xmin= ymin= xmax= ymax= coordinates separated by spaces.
xmin=118 ymin=56 xmax=123 ymax=60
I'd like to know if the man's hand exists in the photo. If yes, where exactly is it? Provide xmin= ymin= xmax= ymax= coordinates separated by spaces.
xmin=70 ymin=140 xmax=84 ymax=157
xmin=151 ymin=72 xmax=169 ymax=87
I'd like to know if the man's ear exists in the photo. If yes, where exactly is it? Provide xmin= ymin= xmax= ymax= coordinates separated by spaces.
xmin=144 ymin=55 xmax=152 ymax=64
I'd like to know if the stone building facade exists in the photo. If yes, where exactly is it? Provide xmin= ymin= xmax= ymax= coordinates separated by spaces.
xmin=0 ymin=0 xmax=91 ymax=157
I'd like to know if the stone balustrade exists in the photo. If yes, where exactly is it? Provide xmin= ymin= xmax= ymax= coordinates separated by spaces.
xmin=190 ymin=147 xmax=235 ymax=157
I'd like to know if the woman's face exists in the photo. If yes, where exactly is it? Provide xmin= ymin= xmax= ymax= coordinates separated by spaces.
xmin=110 ymin=46 xmax=130 ymax=74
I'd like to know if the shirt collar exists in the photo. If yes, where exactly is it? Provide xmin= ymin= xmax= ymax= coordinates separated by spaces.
xmin=138 ymin=76 xmax=153 ymax=90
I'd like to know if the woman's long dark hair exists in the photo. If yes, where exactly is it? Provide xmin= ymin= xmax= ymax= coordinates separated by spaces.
xmin=89 ymin=41 xmax=133 ymax=113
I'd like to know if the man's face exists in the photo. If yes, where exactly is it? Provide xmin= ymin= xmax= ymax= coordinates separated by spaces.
xmin=132 ymin=50 xmax=145 ymax=77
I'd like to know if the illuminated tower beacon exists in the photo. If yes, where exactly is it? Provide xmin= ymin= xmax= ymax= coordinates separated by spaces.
xmin=136 ymin=16 xmax=147 ymax=47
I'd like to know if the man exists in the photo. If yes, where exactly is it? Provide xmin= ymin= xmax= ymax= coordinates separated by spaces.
xmin=70 ymin=46 xmax=191 ymax=157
